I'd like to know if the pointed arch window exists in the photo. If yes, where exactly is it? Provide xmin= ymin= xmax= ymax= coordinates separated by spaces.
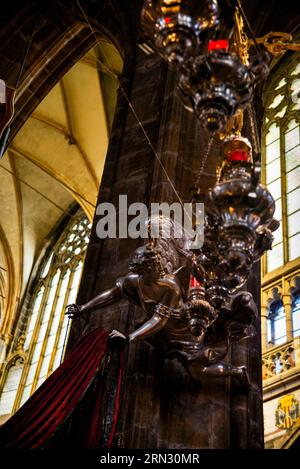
xmin=0 ymin=210 xmax=91 ymax=417
xmin=0 ymin=357 xmax=24 ymax=417
xmin=263 ymin=57 xmax=300 ymax=273
xmin=267 ymin=301 xmax=287 ymax=346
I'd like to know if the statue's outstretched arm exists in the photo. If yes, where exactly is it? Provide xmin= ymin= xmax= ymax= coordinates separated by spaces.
xmin=110 ymin=312 xmax=168 ymax=343
xmin=81 ymin=285 xmax=123 ymax=312
xmin=129 ymin=313 xmax=168 ymax=343
xmin=66 ymin=282 xmax=123 ymax=318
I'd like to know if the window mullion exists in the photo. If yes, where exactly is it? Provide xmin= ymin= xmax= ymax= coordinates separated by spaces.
xmin=271 ymin=317 xmax=275 ymax=345
xmin=31 ymin=270 xmax=63 ymax=394
xmin=261 ymin=128 xmax=268 ymax=277
xmin=280 ymin=123 xmax=289 ymax=265
xmin=5 ymin=212 xmax=91 ymax=415
xmin=47 ymin=267 xmax=76 ymax=375
xmin=13 ymin=280 xmax=51 ymax=412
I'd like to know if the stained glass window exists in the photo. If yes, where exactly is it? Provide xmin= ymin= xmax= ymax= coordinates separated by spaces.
xmin=267 ymin=302 xmax=287 ymax=346
xmin=0 ymin=210 xmax=91 ymax=417
xmin=263 ymin=58 xmax=300 ymax=272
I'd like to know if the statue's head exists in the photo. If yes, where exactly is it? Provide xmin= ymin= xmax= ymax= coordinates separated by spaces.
xmin=129 ymin=244 xmax=164 ymax=279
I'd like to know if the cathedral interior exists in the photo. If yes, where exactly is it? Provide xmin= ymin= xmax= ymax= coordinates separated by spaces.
xmin=0 ymin=0 xmax=300 ymax=450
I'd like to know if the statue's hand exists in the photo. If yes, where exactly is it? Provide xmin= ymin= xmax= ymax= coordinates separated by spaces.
xmin=109 ymin=329 xmax=127 ymax=343
xmin=65 ymin=304 xmax=82 ymax=318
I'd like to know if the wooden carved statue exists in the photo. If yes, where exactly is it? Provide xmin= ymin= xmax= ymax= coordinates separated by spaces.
xmin=66 ymin=217 xmax=257 ymax=390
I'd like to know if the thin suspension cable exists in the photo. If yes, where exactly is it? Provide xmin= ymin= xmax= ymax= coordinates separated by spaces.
xmin=120 ymin=89 xmax=188 ymax=211
xmin=15 ymin=22 xmax=36 ymax=89
xmin=75 ymin=0 xmax=191 ymax=221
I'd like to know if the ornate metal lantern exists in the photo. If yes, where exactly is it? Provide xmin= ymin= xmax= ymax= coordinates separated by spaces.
xmin=141 ymin=0 xmax=220 ymax=69
xmin=139 ymin=1 xmax=276 ymax=305
xmin=140 ymin=1 xmax=269 ymax=133
xmin=185 ymin=276 xmax=217 ymax=336
xmin=194 ymin=136 xmax=279 ymax=307
xmin=177 ymin=50 xmax=268 ymax=133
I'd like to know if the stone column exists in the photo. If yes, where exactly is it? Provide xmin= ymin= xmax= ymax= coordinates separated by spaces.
xmin=0 ymin=334 xmax=12 ymax=366
xmin=230 ymin=262 xmax=264 ymax=449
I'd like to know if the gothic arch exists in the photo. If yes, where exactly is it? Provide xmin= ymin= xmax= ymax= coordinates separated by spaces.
xmin=0 ymin=207 xmax=91 ymax=420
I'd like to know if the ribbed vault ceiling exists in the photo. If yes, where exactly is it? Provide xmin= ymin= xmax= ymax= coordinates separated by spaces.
xmin=0 ymin=42 xmax=123 ymax=344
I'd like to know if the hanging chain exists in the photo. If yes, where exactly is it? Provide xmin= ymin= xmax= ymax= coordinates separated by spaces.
xmin=194 ymin=134 xmax=215 ymax=191
xmin=247 ymin=103 xmax=260 ymax=157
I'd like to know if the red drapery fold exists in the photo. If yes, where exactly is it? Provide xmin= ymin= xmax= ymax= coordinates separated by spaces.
xmin=0 ymin=328 xmax=124 ymax=449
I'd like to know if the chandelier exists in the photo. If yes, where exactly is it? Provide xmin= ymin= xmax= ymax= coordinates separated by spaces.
xmin=139 ymin=2 xmax=281 ymax=314
xmin=140 ymin=0 xmax=269 ymax=133
xmin=177 ymin=49 xmax=268 ymax=133
xmin=192 ymin=135 xmax=279 ymax=307
xmin=140 ymin=0 xmax=220 ymax=69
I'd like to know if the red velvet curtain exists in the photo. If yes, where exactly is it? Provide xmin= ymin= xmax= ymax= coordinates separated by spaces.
xmin=0 ymin=328 xmax=124 ymax=449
